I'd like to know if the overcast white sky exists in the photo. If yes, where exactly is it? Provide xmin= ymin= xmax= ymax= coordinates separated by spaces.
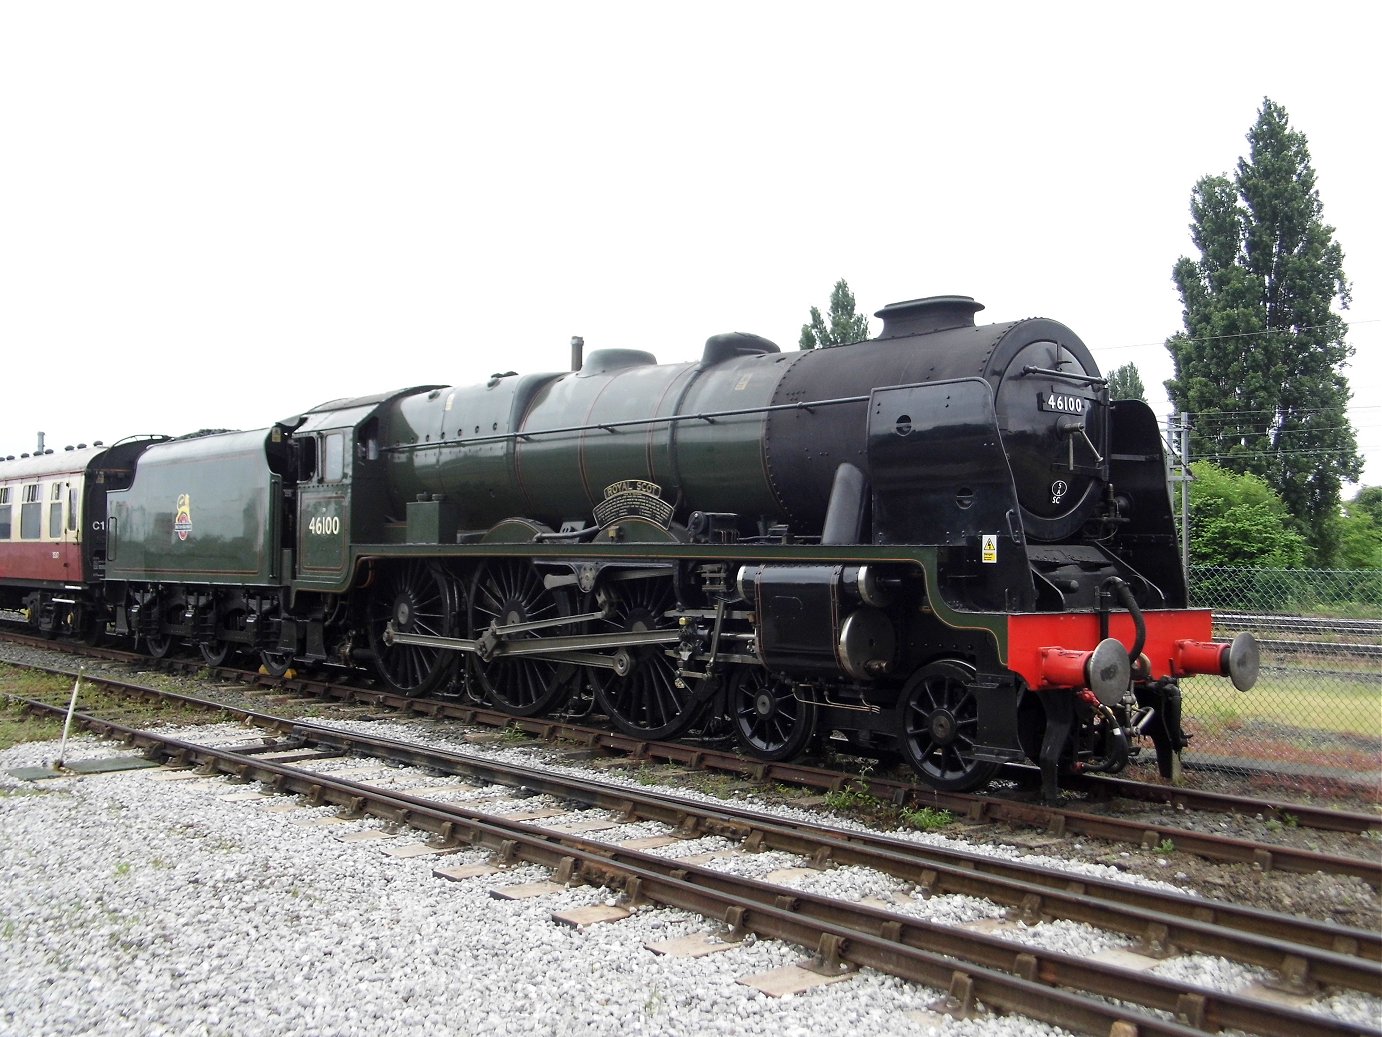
xmin=2 ymin=2 xmax=1378 ymax=493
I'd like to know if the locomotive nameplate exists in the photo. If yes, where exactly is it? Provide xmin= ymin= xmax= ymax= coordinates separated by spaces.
xmin=1037 ymin=392 xmax=1090 ymax=415
xmin=593 ymin=479 xmax=674 ymax=529
xmin=174 ymin=494 xmax=193 ymax=542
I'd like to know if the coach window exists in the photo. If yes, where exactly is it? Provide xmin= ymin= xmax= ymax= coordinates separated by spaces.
xmin=68 ymin=486 xmax=79 ymax=532
xmin=0 ymin=487 xmax=11 ymax=539
xmin=20 ymin=483 xmax=41 ymax=539
xmin=323 ymin=432 xmax=344 ymax=482
xmin=48 ymin=483 xmax=63 ymax=538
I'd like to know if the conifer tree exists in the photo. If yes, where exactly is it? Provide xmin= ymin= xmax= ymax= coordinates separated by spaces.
xmin=800 ymin=279 xmax=871 ymax=349
xmin=1165 ymin=98 xmax=1360 ymax=561
xmin=1106 ymin=362 xmax=1147 ymax=402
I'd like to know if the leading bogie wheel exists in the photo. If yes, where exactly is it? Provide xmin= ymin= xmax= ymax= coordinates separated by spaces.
xmin=729 ymin=666 xmax=817 ymax=762
xmin=895 ymin=659 xmax=1000 ymax=792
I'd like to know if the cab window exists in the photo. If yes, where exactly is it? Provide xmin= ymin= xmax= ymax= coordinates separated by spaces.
xmin=323 ymin=433 xmax=344 ymax=482
xmin=297 ymin=437 xmax=317 ymax=482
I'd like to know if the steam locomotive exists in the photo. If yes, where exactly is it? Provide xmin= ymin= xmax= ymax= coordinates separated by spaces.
xmin=0 ymin=295 xmax=1258 ymax=799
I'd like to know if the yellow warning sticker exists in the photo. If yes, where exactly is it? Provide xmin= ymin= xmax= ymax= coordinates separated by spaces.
xmin=981 ymin=534 xmax=998 ymax=564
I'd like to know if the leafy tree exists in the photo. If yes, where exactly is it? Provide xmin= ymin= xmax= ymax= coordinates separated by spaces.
xmin=1336 ymin=487 xmax=1382 ymax=569
xmin=1185 ymin=461 xmax=1308 ymax=567
xmin=1106 ymin=362 xmax=1147 ymax=402
xmin=1164 ymin=98 xmax=1361 ymax=563
xmin=1348 ymin=486 xmax=1382 ymax=527
xmin=800 ymin=279 xmax=871 ymax=349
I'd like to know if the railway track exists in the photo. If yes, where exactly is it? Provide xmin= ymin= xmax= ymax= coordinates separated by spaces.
xmin=5 ymin=687 xmax=1380 ymax=1037
xmin=2 ymin=630 xmax=1379 ymax=861
xmin=1217 ymin=614 xmax=1382 ymax=639
xmin=1216 ymin=612 xmax=1382 ymax=660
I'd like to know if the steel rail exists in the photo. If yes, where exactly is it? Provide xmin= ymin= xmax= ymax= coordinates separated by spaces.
xmin=5 ymin=647 xmax=1376 ymax=862
xmin=5 ymin=641 xmax=1377 ymax=873
xmin=1216 ymin=614 xmax=1382 ymax=638
xmin=1254 ymin=638 xmax=1382 ymax=659
xmin=385 ymin=702 xmax=1382 ymax=884
xmin=302 ymin=688 xmax=1382 ymax=841
xmin=23 ymin=709 xmax=1378 ymax=1037
xmin=1043 ymin=768 xmax=1382 ymax=835
xmin=8 ymin=683 xmax=1378 ymax=996
xmin=281 ymin=723 xmax=1380 ymax=992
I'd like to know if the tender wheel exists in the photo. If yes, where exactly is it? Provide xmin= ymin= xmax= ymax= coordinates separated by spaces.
xmin=896 ymin=660 xmax=1000 ymax=792
xmin=144 ymin=633 xmax=174 ymax=659
xmin=730 ymin=667 xmax=816 ymax=762
xmin=197 ymin=605 xmax=243 ymax=667
xmin=144 ymin=596 xmax=186 ymax=660
xmin=589 ymin=578 xmax=704 ymax=740
xmin=199 ymin=639 xmax=232 ymax=667
xmin=365 ymin=560 xmax=458 ymax=696
xmin=259 ymin=650 xmax=295 ymax=678
xmin=468 ymin=559 xmax=577 ymax=716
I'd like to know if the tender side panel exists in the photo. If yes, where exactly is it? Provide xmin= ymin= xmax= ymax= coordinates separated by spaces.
xmin=106 ymin=431 xmax=280 ymax=585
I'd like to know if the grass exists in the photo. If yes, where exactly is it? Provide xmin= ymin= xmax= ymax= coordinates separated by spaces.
xmin=0 ymin=662 xmax=235 ymax=749
xmin=0 ymin=698 xmax=67 ymax=749
xmin=823 ymin=762 xmax=955 ymax=832
xmin=0 ymin=666 xmax=71 ymax=748
xmin=1182 ymin=671 xmax=1381 ymax=738
xmin=822 ymin=783 xmax=883 ymax=813
xmin=900 ymin=805 xmax=954 ymax=831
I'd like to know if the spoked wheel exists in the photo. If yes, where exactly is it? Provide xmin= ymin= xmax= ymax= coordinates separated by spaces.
xmin=730 ymin=666 xmax=817 ymax=762
xmin=469 ymin=559 xmax=578 ymax=716
xmin=365 ymin=560 xmax=459 ymax=696
xmin=896 ymin=659 xmax=1000 ymax=792
xmin=589 ymin=577 xmax=703 ymax=740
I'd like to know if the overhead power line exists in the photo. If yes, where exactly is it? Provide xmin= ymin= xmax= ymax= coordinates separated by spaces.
xmin=1097 ymin=316 xmax=1379 ymax=352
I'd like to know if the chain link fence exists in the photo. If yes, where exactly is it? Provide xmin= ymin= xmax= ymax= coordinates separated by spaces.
xmin=1163 ymin=566 xmax=1381 ymax=802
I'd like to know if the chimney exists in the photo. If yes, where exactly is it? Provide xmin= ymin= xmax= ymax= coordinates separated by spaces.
xmin=570 ymin=335 xmax=584 ymax=372
xmin=36 ymin=431 xmax=45 ymax=453
xmin=874 ymin=296 xmax=984 ymax=339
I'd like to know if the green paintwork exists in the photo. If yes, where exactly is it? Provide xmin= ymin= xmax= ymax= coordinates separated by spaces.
xmin=290 ymin=401 xmax=383 ymax=589
xmin=106 ymin=430 xmax=281 ymax=585
xmin=383 ymin=350 xmax=798 ymax=534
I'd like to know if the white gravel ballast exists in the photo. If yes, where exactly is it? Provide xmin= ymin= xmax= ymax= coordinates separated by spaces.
xmin=1 ymin=732 xmax=1077 ymax=1037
